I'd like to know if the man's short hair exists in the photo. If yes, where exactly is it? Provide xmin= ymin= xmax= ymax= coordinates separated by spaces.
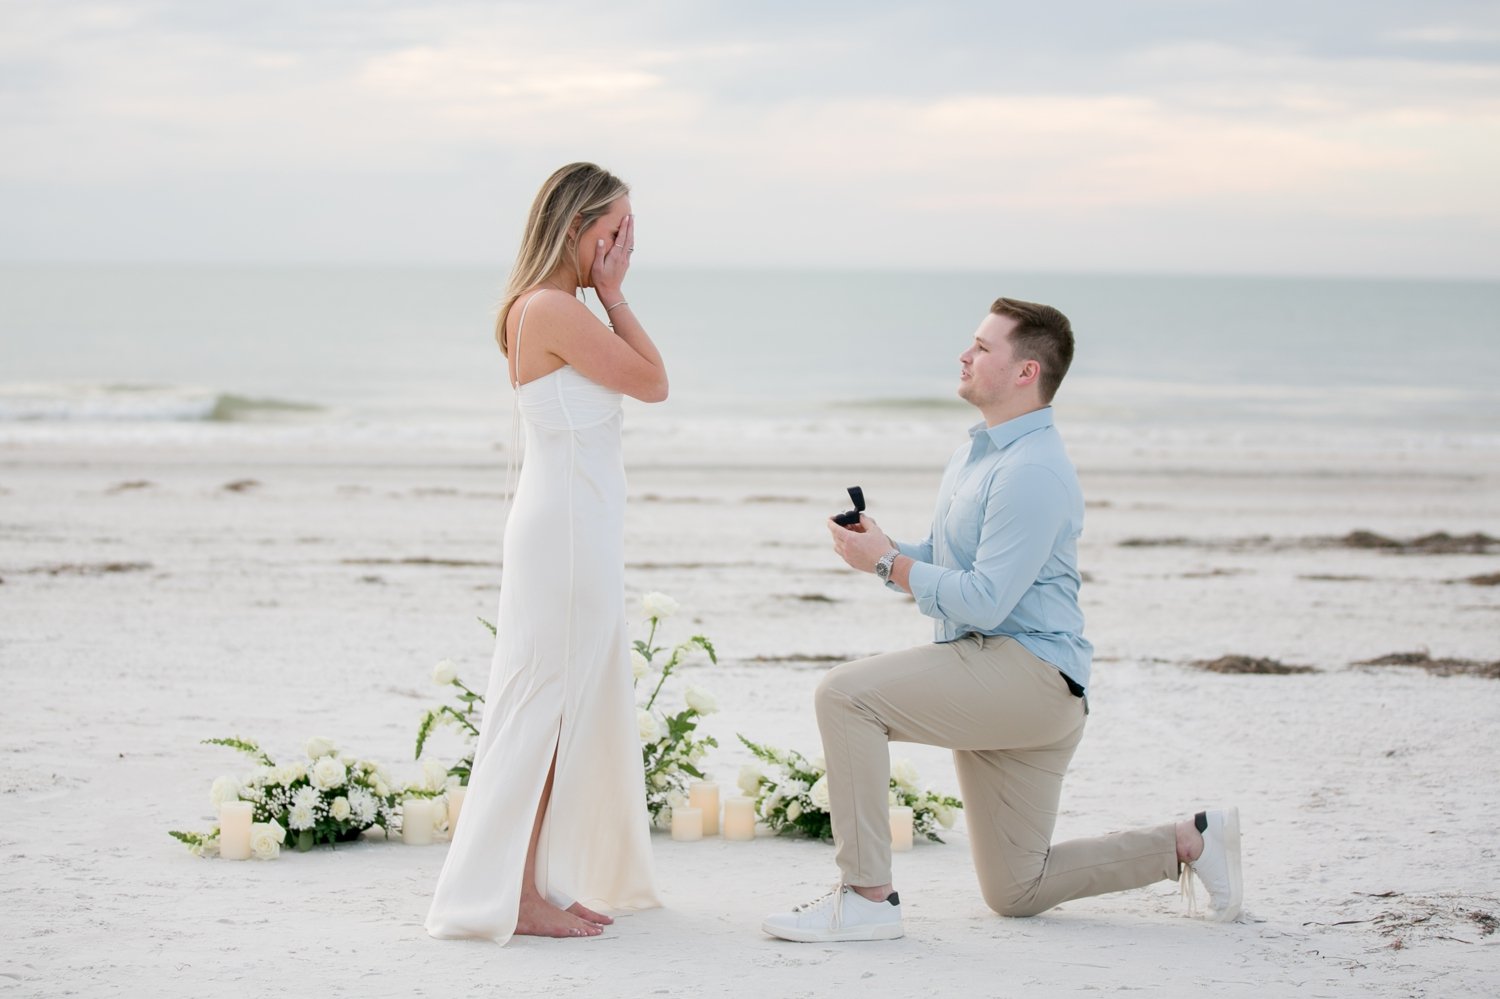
xmin=991 ymin=297 xmax=1075 ymax=403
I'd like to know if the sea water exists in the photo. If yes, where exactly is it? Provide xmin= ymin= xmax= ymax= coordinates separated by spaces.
xmin=2 ymin=263 xmax=1497 ymax=452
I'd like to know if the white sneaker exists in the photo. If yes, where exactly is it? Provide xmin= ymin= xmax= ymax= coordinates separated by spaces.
xmin=1180 ymin=807 xmax=1243 ymax=922
xmin=762 ymin=884 xmax=904 ymax=942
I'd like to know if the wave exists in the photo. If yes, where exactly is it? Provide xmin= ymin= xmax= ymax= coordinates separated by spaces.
xmin=0 ymin=383 xmax=323 ymax=422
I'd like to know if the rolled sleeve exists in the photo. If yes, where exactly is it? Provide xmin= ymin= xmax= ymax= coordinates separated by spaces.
xmin=906 ymin=464 xmax=1068 ymax=632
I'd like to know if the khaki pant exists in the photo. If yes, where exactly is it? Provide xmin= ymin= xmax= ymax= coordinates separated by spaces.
xmin=815 ymin=634 xmax=1178 ymax=916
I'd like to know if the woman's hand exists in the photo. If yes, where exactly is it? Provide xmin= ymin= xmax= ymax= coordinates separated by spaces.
xmin=590 ymin=213 xmax=634 ymax=303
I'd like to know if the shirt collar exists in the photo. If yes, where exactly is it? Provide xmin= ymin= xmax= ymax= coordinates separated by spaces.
xmin=968 ymin=407 xmax=1055 ymax=452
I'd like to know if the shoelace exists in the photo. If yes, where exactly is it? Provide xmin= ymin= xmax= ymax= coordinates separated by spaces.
xmin=793 ymin=882 xmax=847 ymax=928
xmin=1179 ymin=863 xmax=1200 ymax=917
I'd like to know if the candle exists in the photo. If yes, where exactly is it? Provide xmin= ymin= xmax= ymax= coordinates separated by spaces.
xmin=446 ymin=785 xmax=467 ymax=834
xmin=688 ymin=782 xmax=720 ymax=836
xmin=670 ymin=806 xmax=703 ymax=842
xmin=402 ymin=798 xmax=436 ymax=846
xmin=889 ymin=805 xmax=914 ymax=852
xmin=219 ymin=801 xmax=253 ymax=860
xmin=723 ymin=796 xmax=756 ymax=841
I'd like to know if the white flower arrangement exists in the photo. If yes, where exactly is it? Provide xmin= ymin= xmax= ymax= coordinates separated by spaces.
xmin=170 ymin=737 xmax=405 ymax=856
xmin=417 ymin=600 xmax=718 ymax=828
xmin=633 ymin=594 xmax=718 ymax=825
xmin=737 ymin=736 xmax=963 ymax=843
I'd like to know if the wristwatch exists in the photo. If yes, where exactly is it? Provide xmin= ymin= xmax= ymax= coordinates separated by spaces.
xmin=874 ymin=549 xmax=899 ymax=583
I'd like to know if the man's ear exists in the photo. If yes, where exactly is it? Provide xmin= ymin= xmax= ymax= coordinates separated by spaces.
xmin=1018 ymin=360 xmax=1041 ymax=386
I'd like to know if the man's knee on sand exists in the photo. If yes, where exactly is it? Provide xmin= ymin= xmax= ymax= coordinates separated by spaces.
xmin=979 ymin=877 xmax=1048 ymax=918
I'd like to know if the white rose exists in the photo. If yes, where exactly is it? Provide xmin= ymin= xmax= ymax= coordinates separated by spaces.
xmin=888 ymin=789 xmax=898 ymax=806
xmin=641 ymin=592 xmax=679 ymax=620
xmin=808 ymin=775 xmax=831 ymax=811
xmin=811 ymin=754 xmax=826 ymax=773
xmin=891 ymin=759 xmax=919 ymax=791
xmin=637 ymin=709 xmax=661 ymax=742
xmin=667 ymin=791 xmax=689 ymax=810
xmin=432 ymin=658 xmax=458 ymax=685
xmin=305 ymin=736 xmax=337 ymax=760
xmin=373 ymin=779 xmax=390 ymax=798
xmin=684 ymin=685 xmax=718 ymax=715
xmin=330 ymin=796 xmax=351 ymax=822
xmin=209 ymin=776 xmax=241 ymax=808
xmin=431 ymin=796 xmax=448 ymax=832
xmin=783 ymin=779 xmax=808 ymax=798
xmin=311 ymin=756 xmax=347 ymax=791
xmin=288 ymin=804 xmax=315 ymax=830
xmin=630 ymin=650 xmax=650 ymax=681
xmin=737 ymin=765 xmax=763 ymax=796
xmin=689 ymin=743 xmax=707 ymax=763
xmin=250 ymin=822 xmax=285 ymax=860
xmin=786 ymin=801 xmax=803 ymax=821
xmin=933 ymin=803 xmax=956 ymax=830
xmin=242 ymin=767 xmax=272 ymax=789
xmin=650 ymin=772 xmax=667 ymax=789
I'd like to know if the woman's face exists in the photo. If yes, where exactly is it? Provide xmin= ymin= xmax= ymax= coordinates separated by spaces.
xmin=574 ymin=196 xmax=633 ymax=286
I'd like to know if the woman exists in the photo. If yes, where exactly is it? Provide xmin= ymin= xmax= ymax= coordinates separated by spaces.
xmin=426 ymin=163 xmax=668 ymax=943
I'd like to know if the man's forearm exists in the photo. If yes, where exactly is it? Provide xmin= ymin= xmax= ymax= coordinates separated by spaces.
xmin=889 ymin=554 xmax=915 ymax=595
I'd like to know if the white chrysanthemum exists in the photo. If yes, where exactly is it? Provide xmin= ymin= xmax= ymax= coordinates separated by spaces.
xmin=330 ymin=796 xmax=351 ymax=822
xmin=786 ymin=801 xmax=803 ymax=821
xmin=737 ymin=765 xmax=763 ymax=796
xmin=809 ymin=774 xmax=831 ymax=811
xmin=637 ymin=710 xmax=661 ymax=743
xmin=421 ymin=760 xmax=448 ymax=792
xmin=890 ymin=758 xmax=919 ymax=791
xmin=630 ymin=650 xmax=650 ymax=681
xmin=348 ymin=788 xmax=376 ymax=825
xmin=641 ymin=591 xmax=679 ymax=620
xmin=684 ymin=685 xmax=718 ymax=715
xmin=288 ymin=804 xmax=315 ymax=830
xmin=305 ymin=736 xmax=337 ymax=760
xmin=432 ymin=659 xmax=458 ymax=685
xmin=250 ymin=822 xmax=284 ymax=860
xmin=291 ymin=785 xmax=321 ymax=812
xmin=311 ymin=756 xmax=347 ymax=791
xmin=209 ymin=776 xmax=241 ymax=808
xmin=933 ymin=803 xmax=957 ymax=829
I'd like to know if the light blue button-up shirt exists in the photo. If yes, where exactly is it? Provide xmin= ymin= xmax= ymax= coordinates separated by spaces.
xmin=896 ymin=407 xmax=1093 ymax=690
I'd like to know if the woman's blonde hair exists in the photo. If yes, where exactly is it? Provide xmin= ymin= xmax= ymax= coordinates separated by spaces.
xmin=496 ymin=162 xmax=630 ymax=356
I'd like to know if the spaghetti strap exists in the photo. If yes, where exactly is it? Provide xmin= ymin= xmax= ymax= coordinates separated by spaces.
xmin=510 ymin=291 xmax=546 ymax=389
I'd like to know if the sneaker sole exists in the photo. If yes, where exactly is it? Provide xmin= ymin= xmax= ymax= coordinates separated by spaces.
xmin=760 ymin=920 xmax=904 ymax=943
xmin=1213 ymin=806 xmax=1243 ymax=922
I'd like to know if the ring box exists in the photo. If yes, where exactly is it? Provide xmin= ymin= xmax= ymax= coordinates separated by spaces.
xmin=832 ymin=486 xmax=865 ymax=527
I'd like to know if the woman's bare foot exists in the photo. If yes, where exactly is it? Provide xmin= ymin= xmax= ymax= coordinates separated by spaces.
xmin=567 ymin=902 xmax=614 ymax=926
xmin=515 ymin=894 xmax=603 ymax=938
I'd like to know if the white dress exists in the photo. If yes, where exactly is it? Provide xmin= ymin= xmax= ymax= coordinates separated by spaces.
xmin=425 ymin=294 xmax=661 ymax=943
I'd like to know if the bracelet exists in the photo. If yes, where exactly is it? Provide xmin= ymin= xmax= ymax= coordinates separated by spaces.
xmin=605 ymin=300 xmax=629 ymax=313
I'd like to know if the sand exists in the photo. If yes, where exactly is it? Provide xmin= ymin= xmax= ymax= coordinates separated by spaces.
xmin=1 ymin=415 xmax=1498 ymax=998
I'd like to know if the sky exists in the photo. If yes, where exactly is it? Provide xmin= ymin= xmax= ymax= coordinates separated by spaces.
xmin=2 ymin=0 xmax=1498 ymax=277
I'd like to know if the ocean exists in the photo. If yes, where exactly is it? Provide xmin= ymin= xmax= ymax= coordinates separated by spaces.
xmin=3 ymin=263 xmax=1497 ymax=452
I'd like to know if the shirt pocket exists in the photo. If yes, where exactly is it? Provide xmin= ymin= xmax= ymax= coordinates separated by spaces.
xmin=943 ymin=494 xmax=985 ymax=554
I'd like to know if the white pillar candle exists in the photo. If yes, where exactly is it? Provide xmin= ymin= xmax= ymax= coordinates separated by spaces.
xmin=402 ymin=798 xmax=436 ymax=846
xmin=218 ymin=801 xmax=253 ymax=860
xmin=670 ymin=806 xmax=703 ymax=842
xmin=889 ymin=805 xmax=914 ymax=852
xmin=722 ymin=796 xmax=756 ymax=841
xmin=446 ymin=785 xmax=467 ymax=834
xmin=688 ymin=782 xmax=720 ymax=836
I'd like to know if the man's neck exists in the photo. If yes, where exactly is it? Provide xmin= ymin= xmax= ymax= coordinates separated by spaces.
xmin=979 ymin=398 xmax=1047 ymax=428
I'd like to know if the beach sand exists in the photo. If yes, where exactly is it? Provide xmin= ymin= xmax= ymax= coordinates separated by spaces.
xmin=2 ymin=419 xmax=1497 ymax=997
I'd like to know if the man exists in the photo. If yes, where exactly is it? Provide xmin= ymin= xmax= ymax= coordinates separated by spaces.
xmin=762 ymin=297 xmax=1242 ymax=943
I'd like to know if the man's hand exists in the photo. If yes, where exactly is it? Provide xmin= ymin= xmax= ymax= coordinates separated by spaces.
xmin=827 ymin=514 xmax=896 ymax=573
